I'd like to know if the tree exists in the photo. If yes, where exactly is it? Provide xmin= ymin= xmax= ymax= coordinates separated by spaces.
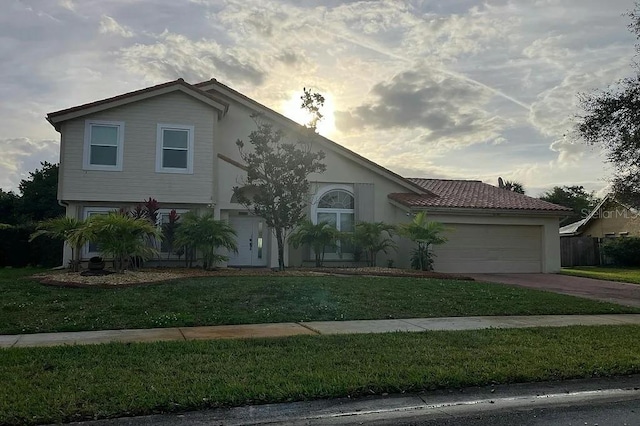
xmin=398 ymin=212 xmax=448 ymax=271
xmin=174 ymin=211 xmax=238 ymax=270
xmin=498 ymin=177 xmax=525 ymax=194
xmin=576 ymin=2 xmax=640 ymax=206
xmin=30 ymin=216 xmax=88 ymax=271
xmin=18 ymin=161 xmax=64 ymax=221
xmin=300 ymin=88 xmax=326 ymax=131
xmin=0 ymin=189 xmax=19 ymax=226
xmin=289 ymin=220 xmax=338 ymax=267
xmin=85 ymin=213 xmax=161 ymax=273
xmin=351 ymin=221 xmax=397 ymax=267
xmin=233 ymin=115 xmax=327 ymax=270
xmin=540 ymin=185 xmax=599 ymax=226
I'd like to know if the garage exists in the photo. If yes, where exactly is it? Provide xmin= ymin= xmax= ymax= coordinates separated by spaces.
xmin=432 ymin=224 xmax=543 ymax=273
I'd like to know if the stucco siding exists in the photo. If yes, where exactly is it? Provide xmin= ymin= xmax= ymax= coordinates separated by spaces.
xmin=581 ymin=207 xmax=640 ymax=238
xmin=59 ymin=91 xmax=216 ymax=204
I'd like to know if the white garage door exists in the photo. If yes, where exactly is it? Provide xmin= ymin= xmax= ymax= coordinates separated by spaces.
xmin=432 ymin=224 xmax=543 ymax=273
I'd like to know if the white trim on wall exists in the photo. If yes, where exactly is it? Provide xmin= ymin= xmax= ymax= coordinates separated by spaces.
xmin=155 ymin=123 xmax=195 ymax=174
xmin=83 ymin=120 xmax=125 ymax=171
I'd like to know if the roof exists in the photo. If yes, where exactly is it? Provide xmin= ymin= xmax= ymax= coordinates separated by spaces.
xmin=46 ymin=79 xmax=229 ymax=130
xmin=559 ymin=218 xmax=588 ymax=236
xmin=194 ymin=79 xmax=431 ymax=195
xmin=389 ymin=179 xmax=572 ymax=212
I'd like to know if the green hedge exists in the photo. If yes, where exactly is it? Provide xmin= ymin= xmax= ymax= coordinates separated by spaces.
xmin=0 ymin=225 xmax=62 ymax=267
xmin=601 ymin=237 xmax=640 ymax=266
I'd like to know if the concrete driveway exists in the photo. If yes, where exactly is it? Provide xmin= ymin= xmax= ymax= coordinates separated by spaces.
xmin=469 ymin=273 xmax=640 ymax=308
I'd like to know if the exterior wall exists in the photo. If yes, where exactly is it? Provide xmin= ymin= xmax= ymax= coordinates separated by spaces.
xmin=580 ymin=206 xmax=640 ymax=238
xmin=59 ymin=91 xmax=217 ymax=204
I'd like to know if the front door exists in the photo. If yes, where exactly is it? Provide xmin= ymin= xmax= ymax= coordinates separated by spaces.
xmin=227 ymin=216 xmax=268 ymax=267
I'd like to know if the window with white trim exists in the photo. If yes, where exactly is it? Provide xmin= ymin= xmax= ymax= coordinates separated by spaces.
xmin=315 ymin=188 xmax=355 ymax=258
xmin=156 ymin=124 xmax=194 ymax=174
xmin=83 ymin=120 xmax=124 ymax=171
xmin=83 ymin=207 xmax=118 ymax=258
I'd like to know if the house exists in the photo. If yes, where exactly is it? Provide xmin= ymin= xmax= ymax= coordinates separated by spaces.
xmin=46 ymin=78 xmax=569 ymax=273
xmin=560 ymin=195 xmax=640 ymax=239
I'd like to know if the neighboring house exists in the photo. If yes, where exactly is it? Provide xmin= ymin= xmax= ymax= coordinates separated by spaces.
xmin=47 ymin=78 xmax=569 ymax=273
xmin=559 ymin=195 xmax=640 ymax=238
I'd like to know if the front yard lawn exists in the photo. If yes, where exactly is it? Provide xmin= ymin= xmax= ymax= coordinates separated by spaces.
xmin=560 ymin=266 xmax=640 ymax=284
xmin=2 ymin=325 xmax=640 ymax=425
xmin=2 ymin=268 xmax=638 ymax=334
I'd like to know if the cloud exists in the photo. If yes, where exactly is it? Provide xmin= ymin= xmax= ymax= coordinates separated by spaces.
xmin=118 ymin=31 xmax=266 ymax=85
xmin=335 ymin=68 xmax=507 ymax=147
xmin=0 ymin=138 xmax=59 ymax=192
xmin=99 ymin=16 xmax=134 ymax=38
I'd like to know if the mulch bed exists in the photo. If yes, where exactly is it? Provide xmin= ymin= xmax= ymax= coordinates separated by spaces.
xmin=32 ymin=267 xmax=473 ymax=288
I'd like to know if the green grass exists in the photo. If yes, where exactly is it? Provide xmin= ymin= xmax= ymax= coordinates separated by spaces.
xmin=561 ymin=266 xmax=640 ymax=284
xmin=1 ymin=325 xmax=640 ymax=425
xmin=1 ymin=268 xmax=638 ymax=335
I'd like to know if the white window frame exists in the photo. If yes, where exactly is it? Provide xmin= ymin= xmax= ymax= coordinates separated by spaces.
xmin=311 ymin=184 xmax=355 ymax=260
xmin=156 ymin=123 xmax=194 ymax=174
xmin=157 ymin=208 xmax=189 ymax=256
xmin=82 ymin=207 xmax=118 ymax=258
xmin=83 ymin=120 xmax=125 ymax=171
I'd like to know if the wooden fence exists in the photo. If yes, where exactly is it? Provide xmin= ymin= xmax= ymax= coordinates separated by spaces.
xmin=560 ymin=236 xmax=601 ymax=267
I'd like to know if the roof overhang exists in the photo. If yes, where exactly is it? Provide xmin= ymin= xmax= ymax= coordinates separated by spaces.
xmin=402 ymin=204 xmax=570 ymax=218
xmin=47 ymin=79 xmax=229 ymax=132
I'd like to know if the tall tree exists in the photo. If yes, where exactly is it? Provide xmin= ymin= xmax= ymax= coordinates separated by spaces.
xmin=0 ymin=189 xmax=19 ymax=225
xmin=233 ymin=116 xmax=326 ymax=270
xmin=576 ymin=2 xmax=640 ymax=206
xmin=540 ymin=185 xmax=599 ymax=226
xmin=18 ymin=161 xmax=64 ymax=221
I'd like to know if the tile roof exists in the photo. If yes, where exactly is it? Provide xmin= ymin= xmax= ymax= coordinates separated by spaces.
xmin=388 ymin=178 xmax=571 ymax=212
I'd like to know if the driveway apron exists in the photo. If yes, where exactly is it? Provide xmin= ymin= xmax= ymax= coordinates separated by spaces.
xmin=469 ymin=273 xmax=640 ymax=308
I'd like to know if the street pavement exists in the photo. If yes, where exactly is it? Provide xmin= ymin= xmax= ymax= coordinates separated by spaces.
xmin=63 ymin=375 xmax=640 ymax=425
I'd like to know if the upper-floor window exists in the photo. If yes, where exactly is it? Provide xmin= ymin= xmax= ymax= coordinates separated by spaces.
xmin=156 ymin=124 xmax=194 ymax=174
xmin=83 ymin=120 xmax=124 ymax=171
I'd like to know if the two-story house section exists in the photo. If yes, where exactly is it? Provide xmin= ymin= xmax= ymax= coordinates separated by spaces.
xmin=47 ymin=78 xmax=569 ymax=273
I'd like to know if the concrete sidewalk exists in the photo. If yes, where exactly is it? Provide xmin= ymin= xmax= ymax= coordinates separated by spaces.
xmin=3 ymin=314 xmax=640 ymax=348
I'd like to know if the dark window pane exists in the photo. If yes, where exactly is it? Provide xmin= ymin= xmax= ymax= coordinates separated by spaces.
xmin=163 ymin=149 xmax=187 ymax=169
xmin=163 ymin=129 xmax=188 ymax=149
xmin=90 ymin=145 xmax=117 ymax=166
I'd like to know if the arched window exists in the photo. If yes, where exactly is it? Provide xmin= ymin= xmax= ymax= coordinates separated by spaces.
xmin=316 ymin=188 xmax=355 ymax=258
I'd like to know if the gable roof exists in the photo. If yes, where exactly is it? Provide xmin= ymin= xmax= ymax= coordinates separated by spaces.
xmin=559 ymin=194 xmax=638 ymax=236
xmin=46 ymin=79 xmax=229 ymax=131
xmin=194 ymin=78 xmax=431 ymax=195
xmin=388 ymin=178 xmax=571 ymax=213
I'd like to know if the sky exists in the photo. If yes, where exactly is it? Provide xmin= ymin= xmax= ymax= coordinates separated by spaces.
xmin=2 ymin=0 xmax=638 ymax=197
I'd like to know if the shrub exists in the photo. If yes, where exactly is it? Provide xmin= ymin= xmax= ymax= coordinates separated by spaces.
xmin=290 ymin=220 xmax=338 ymax=267
xmin=175 ymin=211 xmax=238 ymax=270
xmin=0 ymin=224 xmax=62 ymax=267
xmin=602 ymin=237 xmax=640 ymax=266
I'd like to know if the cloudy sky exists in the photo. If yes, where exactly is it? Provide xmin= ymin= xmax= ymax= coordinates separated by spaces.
xmin=2 ymin=0 xmax=638 ymax=196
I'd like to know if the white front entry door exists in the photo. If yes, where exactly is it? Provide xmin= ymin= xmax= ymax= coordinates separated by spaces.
xmin=227 ymin=216 xmax=268 ymax=267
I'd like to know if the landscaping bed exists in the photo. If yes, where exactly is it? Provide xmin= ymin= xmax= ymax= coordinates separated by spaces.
xmin=33 ymin=267 xmax=473 ymax=288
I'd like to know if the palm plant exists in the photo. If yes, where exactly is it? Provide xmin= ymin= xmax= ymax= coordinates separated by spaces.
xmin=351 ymin=221 xmax=397 ymax=267
xmin=30 ymin=216 xmax=88 ymax=271
xmin=397 ymin=212 xmax=448 ymax=271
xmin=289 ymin=220 xmax=338 ymax=267
xmin=175 ymin=211 xmax=238 ymax=270
xmin=85 ymin=213 xmax=161 ymax=273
